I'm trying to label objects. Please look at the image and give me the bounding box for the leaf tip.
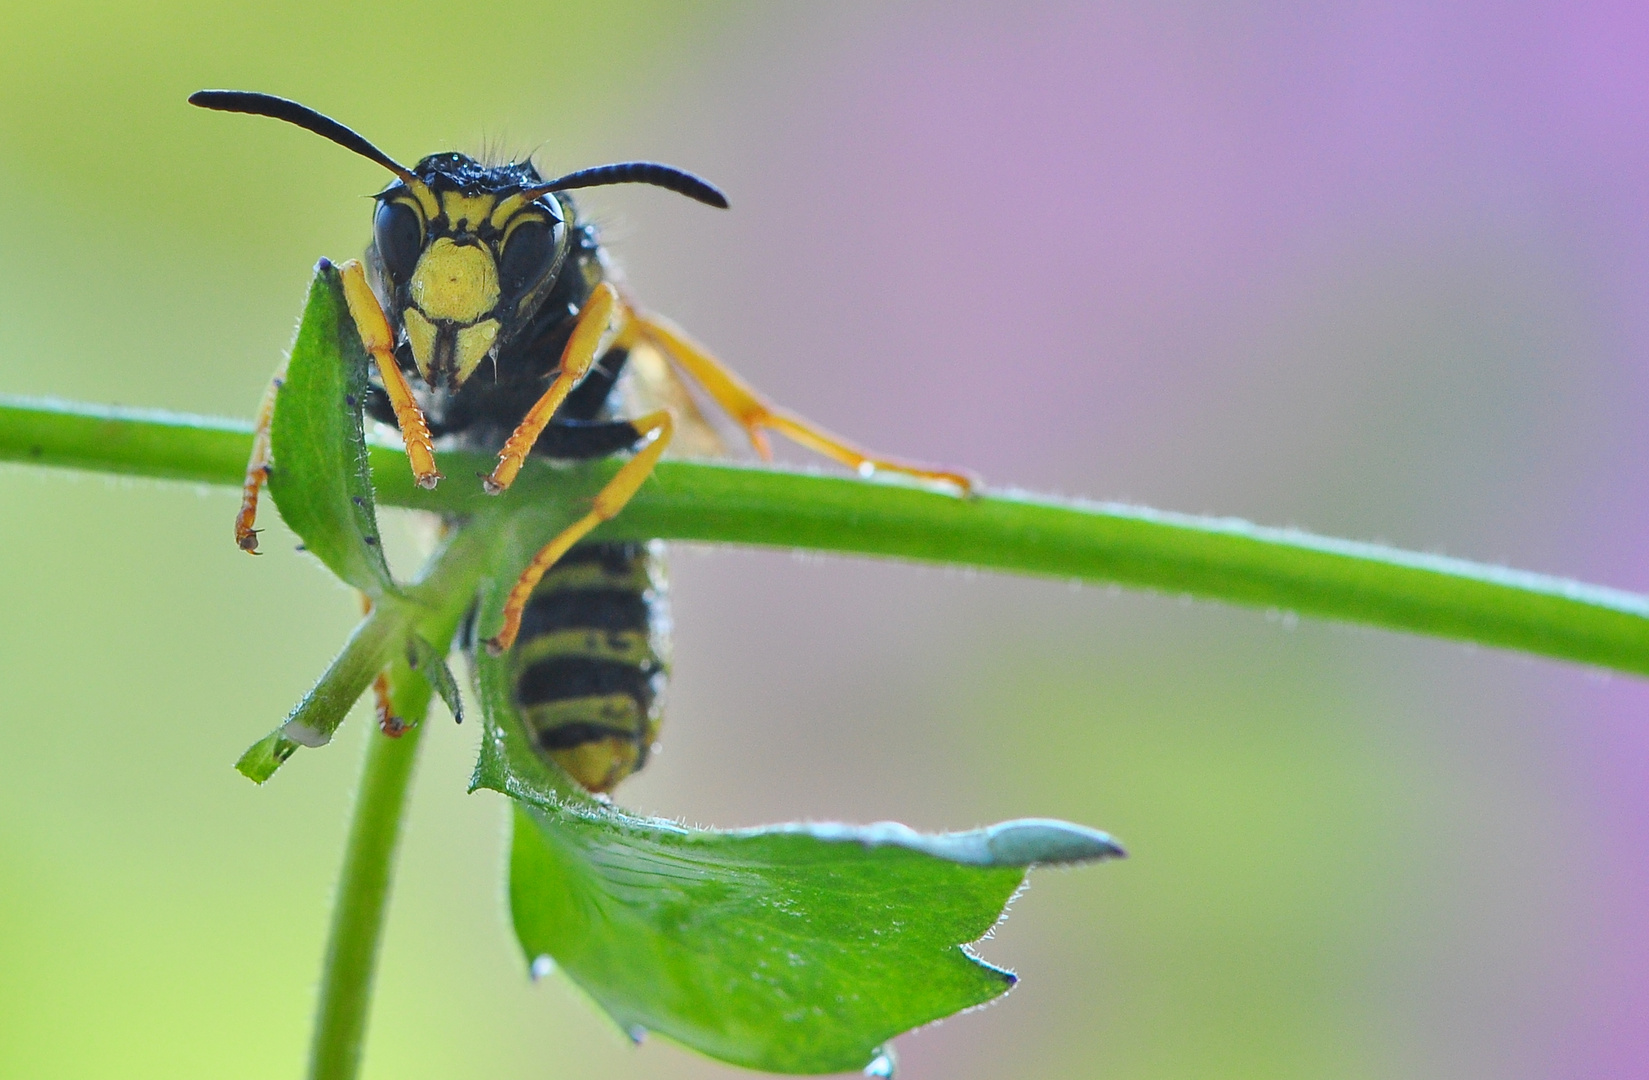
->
[235,732,301,783]
[980,819,1125,867]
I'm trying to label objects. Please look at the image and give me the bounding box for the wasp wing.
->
[618,337,734,460]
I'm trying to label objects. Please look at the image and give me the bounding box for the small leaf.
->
[234,731,300,784]
[407,634,463,724]
[508,802,1121,1074]
[267,260,395,597]
[234,600,409,781]
[468,535,1123,1072]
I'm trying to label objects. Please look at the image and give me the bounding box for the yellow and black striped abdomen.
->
[508,540,669,794]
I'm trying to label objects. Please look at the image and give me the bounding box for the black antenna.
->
[188,90,413,180]
[534,162,730,209]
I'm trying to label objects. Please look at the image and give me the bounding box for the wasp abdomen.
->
[508,540,669,793]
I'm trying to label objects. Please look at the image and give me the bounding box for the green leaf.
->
[508,804,1121,1074]
[234,601,411,782]
[229,261,412,782]
[468,538,1122,1072]
[407,634,463,725]
[234,731,300,783]
[267,261,394,597]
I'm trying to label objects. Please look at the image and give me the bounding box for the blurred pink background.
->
[616,6,1649,1075]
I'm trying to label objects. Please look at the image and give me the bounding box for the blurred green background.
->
[2,3,1643,1078]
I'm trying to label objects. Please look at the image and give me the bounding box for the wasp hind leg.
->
[635,312,978,495]
[337,258,441,488]
[485,409,673,655]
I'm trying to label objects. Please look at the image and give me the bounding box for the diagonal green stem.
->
[5,395,1649,676]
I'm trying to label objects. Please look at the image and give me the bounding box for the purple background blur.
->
[619,6,1649,1075]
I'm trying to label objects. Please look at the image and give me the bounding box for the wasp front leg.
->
[636,313,978,495]
[485,409,673,654]
[485,281,630,495]
[336,258,442,489]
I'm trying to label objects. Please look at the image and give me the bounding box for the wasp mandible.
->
[193,90,973,793]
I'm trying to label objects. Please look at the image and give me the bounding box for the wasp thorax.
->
[404,238,501,387]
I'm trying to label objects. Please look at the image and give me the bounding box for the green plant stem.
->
[310,700,425,1080]
[7,395,1649,676]
[282,605,412,747]
[302,529,474,1077]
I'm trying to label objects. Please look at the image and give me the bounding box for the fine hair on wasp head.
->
[188,90,730,388]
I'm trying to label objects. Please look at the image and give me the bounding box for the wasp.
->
[193,90,973,793]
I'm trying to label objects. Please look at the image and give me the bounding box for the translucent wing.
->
[618,337,732,460]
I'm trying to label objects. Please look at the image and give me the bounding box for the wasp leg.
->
[337,259,442,489]
[485,409,673,655]
[371,671,408,737]
[357,593,407,736]
[635,312,978,495]
[234,358,291,553]
[485,281,630,494]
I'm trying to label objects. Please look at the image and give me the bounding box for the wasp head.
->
[189,90,728,391]
[371,154,568,389]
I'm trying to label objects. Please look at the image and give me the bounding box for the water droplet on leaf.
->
[529,955,555,981]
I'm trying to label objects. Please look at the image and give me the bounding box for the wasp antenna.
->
[535,162,729,209]
[188,90,414,181]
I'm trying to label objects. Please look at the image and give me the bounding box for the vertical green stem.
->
[303,523,478,1078]
[307,673,429,1080]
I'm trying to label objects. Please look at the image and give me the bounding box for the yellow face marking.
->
[439,191,498,233]
[403,178,441,224]
[453,319,500,384]
[489,192,532,230]
[402,308,438,383]
[409,237,500,324]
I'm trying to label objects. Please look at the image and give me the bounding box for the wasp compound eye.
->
[373,200,423,284]
[498,217,557,296]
